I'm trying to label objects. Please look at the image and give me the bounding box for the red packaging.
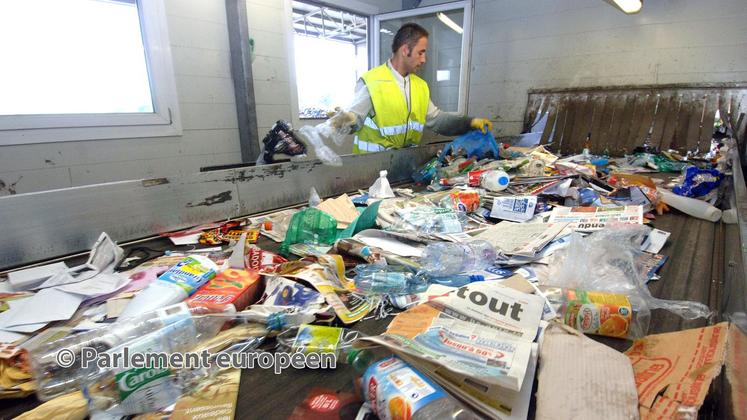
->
[244,246,288,271]
[467,169,488,186]
[186,268,261,312]
[288,388,361,420]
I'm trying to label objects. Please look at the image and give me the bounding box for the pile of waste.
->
[0,131,738,419]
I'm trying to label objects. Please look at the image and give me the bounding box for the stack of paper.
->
[474,222,569,257]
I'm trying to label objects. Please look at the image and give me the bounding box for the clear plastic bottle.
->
[349,350,481,420]
[276,324,363,365]
[420,240,497,277]
[540,286,650,340]
[28,304,227,401]
[353,264,428,295]
[427,274,485,287]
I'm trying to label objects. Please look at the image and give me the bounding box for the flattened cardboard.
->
[625,322,728,419]
[536,322,639,420]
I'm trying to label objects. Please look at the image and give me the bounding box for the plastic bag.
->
[369,170,395,199]
[437,129,501,163]
[279,208,338,256]
[297,124,343,167]
[652,154,689,172]
[308,187,321,207]
[257,121,307,164]
[544,224,712,320]
[672,167,723,198]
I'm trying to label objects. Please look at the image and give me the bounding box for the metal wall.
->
[0,145,440,270]
[524,84,747,155]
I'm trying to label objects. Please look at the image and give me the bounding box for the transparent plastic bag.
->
[297,125,343,166]
[543,224,712,320]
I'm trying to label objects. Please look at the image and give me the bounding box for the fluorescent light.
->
[380,28,393,35]
[611,0,642,13]
[437,70,450,81]
[437,12,463,34]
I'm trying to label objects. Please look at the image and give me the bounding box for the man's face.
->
[404,36,428,74]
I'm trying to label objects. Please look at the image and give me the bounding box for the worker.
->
[330,22,493,153]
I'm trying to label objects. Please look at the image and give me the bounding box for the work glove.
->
[327,107,358,135]
[470,118,493,134]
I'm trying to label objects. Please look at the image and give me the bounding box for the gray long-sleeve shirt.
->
[349,60,472,137]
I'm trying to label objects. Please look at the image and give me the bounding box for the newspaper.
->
[474,222,569,257]
[359,282,544,395]
[548,205,643,231]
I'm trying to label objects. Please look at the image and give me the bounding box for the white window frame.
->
[372,1,472,114]
[0,0,181,145]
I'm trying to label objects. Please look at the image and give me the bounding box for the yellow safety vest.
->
[353,64,429,154]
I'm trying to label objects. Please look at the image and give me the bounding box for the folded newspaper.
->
[474,222,569,257]
[547,205,643,231]
[358,282,544,416]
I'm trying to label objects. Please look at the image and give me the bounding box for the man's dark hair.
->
[391,23,429,55]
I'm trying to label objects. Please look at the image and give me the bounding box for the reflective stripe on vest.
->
[354,64,429,154]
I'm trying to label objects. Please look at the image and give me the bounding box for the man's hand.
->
[327,107,357,134]
[470,118,493,134]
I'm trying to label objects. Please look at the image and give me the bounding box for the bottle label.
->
[292,324,343,355]
[562,289,632,338]
[85,311,196,414]
[363,357,446,420]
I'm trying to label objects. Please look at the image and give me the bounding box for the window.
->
[0,0,181,144]
[291,1,368,119]
[373,2,472,113]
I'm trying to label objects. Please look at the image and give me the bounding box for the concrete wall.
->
[469,0,747,137]
[0,0,243,196]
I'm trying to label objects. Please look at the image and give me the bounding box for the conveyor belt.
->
[0,191,723,419]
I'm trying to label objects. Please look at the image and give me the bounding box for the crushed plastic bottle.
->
[353,265,427,295]
[351,352,481,420]
[28,304,225,401]
[277,324,363,364]
[420,240,497,277]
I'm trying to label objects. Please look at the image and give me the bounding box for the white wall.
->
[469,0,747,136]
[0,0,244,196]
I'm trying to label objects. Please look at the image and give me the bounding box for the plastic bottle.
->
[369,170,395,199]
[582,132,592,159]
[412,158,440,185]
[349,351,481,420]
[118,255,218,320]
[353,264,428,295]
[427,274,485,287]
[28,303,224,401]
[479,170,510,192]
[420,240,497,277]
[276,324,363,364]
[540,287,650,340]
[658,188,722,222]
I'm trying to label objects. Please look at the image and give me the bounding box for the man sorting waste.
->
[329,23,493,153]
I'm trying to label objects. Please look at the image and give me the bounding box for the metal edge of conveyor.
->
[719,139,747,419]
[0,145,442,271]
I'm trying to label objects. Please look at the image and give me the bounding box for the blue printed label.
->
[362,357,445,420]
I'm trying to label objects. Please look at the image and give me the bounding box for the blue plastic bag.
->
[672,167,723,198]
[438,129,500,163]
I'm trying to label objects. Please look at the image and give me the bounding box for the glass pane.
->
[292,1,367,119]
[0,0,154,115]
[379,9,464,112]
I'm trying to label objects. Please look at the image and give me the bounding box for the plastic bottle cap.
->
[469,275,485,282]
[498,176,509,186]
